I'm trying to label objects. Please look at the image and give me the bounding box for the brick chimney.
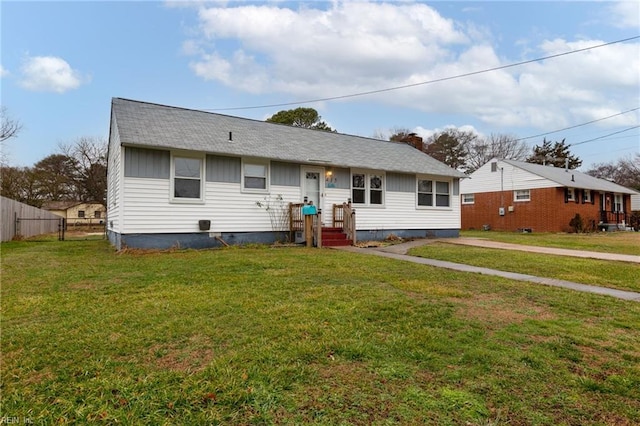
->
[403,133,424,152]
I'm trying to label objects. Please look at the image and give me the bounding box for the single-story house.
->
[42,201,106,226]
[106,98,466,250]
[460,158,639,232]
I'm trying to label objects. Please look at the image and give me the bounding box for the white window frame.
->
[614,194,623,212]
[170,153,205,204]
[242,158,269,193]
[351,170,385,207]
[582,190,591,203]
[514,189,530,202]
[461,193,475,204]
[416,177,451,209]
[566,188,576,202]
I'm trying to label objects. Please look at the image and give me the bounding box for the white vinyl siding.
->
[122,178,299,233]
[461,161,559,195]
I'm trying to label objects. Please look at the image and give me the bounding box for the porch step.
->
[321,227,353,247]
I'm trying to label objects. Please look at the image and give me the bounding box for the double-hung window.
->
[351,171,384,206]
[462,193,475,204]
[172,155,204,202]
[417,179,450,207]
[514,189,530,202]
[242,160,269,192]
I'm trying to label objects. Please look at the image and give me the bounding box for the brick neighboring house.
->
[460,159,639,232]
[42,201,106,227]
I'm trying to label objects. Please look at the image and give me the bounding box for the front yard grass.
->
[409,242,640,293]
[2,240,639,425]
[461,230,640,256]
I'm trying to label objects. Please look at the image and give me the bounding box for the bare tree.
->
[586,153,640,191]
[1,107,23,166]
[0,107,22,142]
[466,133,529,173]
[58,137,108,203]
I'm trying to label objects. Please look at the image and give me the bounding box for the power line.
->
[205,35,640,111]
[571,126,640,147]
[515,107,640,142]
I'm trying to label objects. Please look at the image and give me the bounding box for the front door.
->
[302,167,324,213]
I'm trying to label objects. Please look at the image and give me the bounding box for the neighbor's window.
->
[614,194,623,212]
[242,160,268,191]
[78,210,85,218]
[173,155,203,200]
[514,189,530,201]
[417,179,450,207]
[351,171,384,206]
[462,193,475,204]
[566,188,576,202]
[583,190,591,203]
[94,211,101,219]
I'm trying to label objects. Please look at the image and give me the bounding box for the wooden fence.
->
[1,196,63,242]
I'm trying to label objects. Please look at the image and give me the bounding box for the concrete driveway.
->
[332,238,640,302]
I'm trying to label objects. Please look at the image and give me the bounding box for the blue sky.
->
[1,1,639,170]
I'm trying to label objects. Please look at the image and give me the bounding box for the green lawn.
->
[408,243,640,293]
[461,230,640,256]
[2,240,639,425]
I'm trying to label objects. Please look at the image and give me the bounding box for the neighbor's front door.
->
[302,167,324,213]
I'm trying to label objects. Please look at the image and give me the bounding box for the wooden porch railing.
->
[290,201,356,247]
[333,201,356,245]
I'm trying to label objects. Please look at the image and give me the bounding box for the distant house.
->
[460,159,639,232]
[106,98,466,250]
[42,201,106,227]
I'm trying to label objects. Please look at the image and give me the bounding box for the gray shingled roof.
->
[502,159,638,195]
[111,98,465,178]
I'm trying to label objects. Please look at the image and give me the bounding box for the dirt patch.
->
[145,335,216,373]
[453,294,557,327]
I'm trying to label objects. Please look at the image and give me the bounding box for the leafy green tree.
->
[0,166,40,206]
[526,138,582,169]
[32,154,81,201]
[266,107,335,132]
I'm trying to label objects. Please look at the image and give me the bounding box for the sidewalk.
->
[447,237,640,263]
[332,239,640,302]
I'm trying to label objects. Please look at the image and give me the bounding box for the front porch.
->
[599,211,635,231]
[289,201,356,247]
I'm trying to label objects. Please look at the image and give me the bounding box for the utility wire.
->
[570,126,640,147]
[515,107,640,142]
[205,35,640,111]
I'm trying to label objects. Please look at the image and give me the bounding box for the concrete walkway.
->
[333,240,640,302]
[448,237,640,263]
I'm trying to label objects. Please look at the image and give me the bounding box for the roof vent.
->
[228,131,233,142]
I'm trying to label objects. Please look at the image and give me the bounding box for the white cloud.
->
[184,1,639,132]
[20,55,88,93]
[609,1,640,29]
[0,65,8,77]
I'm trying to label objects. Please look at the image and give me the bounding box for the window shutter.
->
[581,189,585,204]
[564,188,569,203]
[590,191,595,205]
